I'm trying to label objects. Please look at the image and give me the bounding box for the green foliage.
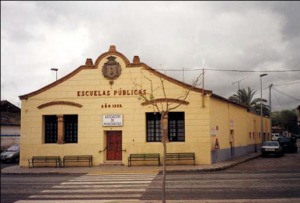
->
[271,109,299,134]
[228,87,270,116]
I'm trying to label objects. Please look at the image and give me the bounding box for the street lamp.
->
[260,73,268,144]
[269,84,273,140]
[51,68,58,81]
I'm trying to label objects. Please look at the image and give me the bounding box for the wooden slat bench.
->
[28,156,61,168]
[128,153,160,167]
[62,155,93,167]
[165,152,195,165]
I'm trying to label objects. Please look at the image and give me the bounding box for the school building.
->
[19,45,270,167]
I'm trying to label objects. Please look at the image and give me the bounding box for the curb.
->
[159,153,261,174]
[1,153,261,175]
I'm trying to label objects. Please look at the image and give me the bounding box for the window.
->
[146,112,185,142]
[64,115,78,143]
[168,112,185,141]
[44,115,78,144]
[146,113,161,142]
[45,115,58,143]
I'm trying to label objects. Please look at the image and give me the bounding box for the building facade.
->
[19,45,270,167]
[1,100,21,151]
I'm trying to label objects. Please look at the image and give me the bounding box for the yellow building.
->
[19,45,270,167]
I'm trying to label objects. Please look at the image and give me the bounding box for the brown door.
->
[106,131,122,160]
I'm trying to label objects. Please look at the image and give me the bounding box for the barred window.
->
[146,113,162,142]
[168,112,185,142]
[146,112,185,142]
[64,115,78,143]
[44,115,78,144]
[44,115,58,143]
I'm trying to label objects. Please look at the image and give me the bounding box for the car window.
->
[6,144,20,152]
[279,138,290,142]
[263,142,279,146]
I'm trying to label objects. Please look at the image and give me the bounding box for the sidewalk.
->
[1,152,261,175]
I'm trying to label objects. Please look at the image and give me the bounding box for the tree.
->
[271,109,299,134]
[228,87,270,117]
[133,69,202,203]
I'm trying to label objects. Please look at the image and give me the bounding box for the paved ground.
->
[2,151,300,203]
[1,152,261,175]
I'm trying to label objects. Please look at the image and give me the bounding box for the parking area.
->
[227,140,300,173]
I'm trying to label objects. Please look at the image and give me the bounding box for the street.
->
[1,152,300,203]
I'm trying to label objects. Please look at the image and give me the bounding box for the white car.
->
[261,141,283,157]
[1,144,20,163]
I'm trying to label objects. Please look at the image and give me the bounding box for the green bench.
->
[128,153,160,167]
[62,155,93,167]
[28,156,61,168]
[166,152,195,165]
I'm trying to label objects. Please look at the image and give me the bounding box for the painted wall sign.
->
[101,103,122,108]
[77,89,146,97]
[103,114,123,127]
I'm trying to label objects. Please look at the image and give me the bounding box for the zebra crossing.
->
[27,173,157,202]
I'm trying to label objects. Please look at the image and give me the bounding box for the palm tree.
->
[229,87,270,117]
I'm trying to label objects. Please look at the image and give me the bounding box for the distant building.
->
[1,100,21,151]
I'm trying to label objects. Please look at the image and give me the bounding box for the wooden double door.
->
[106,131,122,161]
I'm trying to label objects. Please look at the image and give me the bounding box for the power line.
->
[204,69,300,73]
[274,80,300,87]
[272,87,300,102]
[232,77,248,90]
[156,68,300,73]
[273,92,284,110]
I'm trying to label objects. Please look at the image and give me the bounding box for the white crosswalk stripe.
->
[28,173,157,201]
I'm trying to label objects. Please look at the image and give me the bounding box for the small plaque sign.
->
[103,114,123,126]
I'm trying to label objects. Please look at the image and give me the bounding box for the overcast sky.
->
[1,1,300,111]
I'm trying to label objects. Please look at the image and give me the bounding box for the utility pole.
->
[202,69,205,108]
[201,58,205,108]
[232,80,241,91]
[232,78,246,91]
[260,74,268,143]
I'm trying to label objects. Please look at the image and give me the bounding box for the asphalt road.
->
[1,152,300,203]
[142,152,300,201]
[142,171,300,201]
